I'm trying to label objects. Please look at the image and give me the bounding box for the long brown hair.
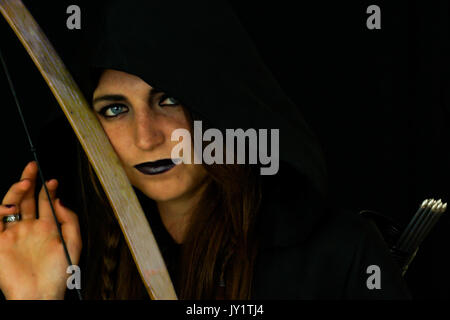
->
[77,140,263,299]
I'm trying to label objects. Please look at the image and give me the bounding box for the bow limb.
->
[0,0,177,300]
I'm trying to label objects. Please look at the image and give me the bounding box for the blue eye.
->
[159,95,180,107]
[99,104,128,118]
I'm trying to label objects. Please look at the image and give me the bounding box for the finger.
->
[0,204,19,215]
[0,205,15,232]
[1,179,30,204]
[55,199,82,262]
[1,179,33,219]
[0,204,21,232]
[1,161,38,220]
[37,179,59,221]
[18,161,38,219]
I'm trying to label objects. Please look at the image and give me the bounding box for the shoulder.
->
[256,165,372,250]
[308,207,381,254]
[253,171,411,299]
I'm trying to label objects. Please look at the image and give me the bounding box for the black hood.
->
[84,0,327,197]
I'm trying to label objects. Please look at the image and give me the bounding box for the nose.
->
[133,107,165,151]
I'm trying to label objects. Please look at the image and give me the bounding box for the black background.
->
[0,1,449,299]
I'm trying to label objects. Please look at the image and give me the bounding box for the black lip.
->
[134,159,179,175]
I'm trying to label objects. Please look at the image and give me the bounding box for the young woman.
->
[0,0,411,299]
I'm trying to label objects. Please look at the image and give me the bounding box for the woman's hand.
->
[0,161,82,300]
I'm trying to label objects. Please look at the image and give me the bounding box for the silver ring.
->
[2,213,22,223]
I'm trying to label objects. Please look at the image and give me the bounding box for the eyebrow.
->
[92,94,128,105]
[93,88,163,106]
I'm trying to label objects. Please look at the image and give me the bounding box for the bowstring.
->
[0,47,83,301]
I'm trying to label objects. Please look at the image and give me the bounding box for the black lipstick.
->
[134,159,180,175]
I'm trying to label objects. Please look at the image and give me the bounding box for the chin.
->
[127,164,208,203]
[134,180,187,202]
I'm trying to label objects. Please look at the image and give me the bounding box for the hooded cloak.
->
[85,0,327,197]
[35,0,411,299]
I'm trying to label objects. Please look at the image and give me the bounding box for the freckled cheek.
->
[164,119,191,159]
[162,109,190,129]
[103,125,134,162]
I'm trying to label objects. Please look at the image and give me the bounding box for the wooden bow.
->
[0,0,177,300]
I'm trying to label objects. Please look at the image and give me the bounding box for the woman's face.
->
[93,69,208,203]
